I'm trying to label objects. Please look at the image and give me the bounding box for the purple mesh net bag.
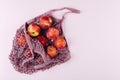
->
[9,7,80,74]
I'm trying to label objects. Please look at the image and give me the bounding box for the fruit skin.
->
[27,24,41,37]
[37,56,44,64]
[24,49,32,58]
[39,16,52,29]
[37,36,47,46]
[46,27,59,39]
[47,46,58,58]
[16,33,26,46]
[54,37,66,49]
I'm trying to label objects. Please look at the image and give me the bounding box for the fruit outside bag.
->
[9,7,80,74]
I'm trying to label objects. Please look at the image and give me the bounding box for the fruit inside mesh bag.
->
[9,7,80,74]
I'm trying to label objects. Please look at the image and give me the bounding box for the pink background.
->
[0,0,120,80]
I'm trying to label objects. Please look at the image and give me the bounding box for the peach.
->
[27,24,41,37]
[37,36,47,46]
[37,56,44,64]
[16,34,26,46]
[54,37,66,49]
[24,49,32,58]
[46,27,59,39]
[47,46,58,58]
[40,16,52,29]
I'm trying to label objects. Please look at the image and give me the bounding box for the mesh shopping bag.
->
[9,7,80,74]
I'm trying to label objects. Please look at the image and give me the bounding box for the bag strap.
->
[47,7,80,21]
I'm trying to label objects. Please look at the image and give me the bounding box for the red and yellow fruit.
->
[46,27,59,39]
[40,16,52,29]
[47,46,58,58]
[54,37,66,49]
[16,34,26,46]
[37,36,47,46]
[27,24,41,37]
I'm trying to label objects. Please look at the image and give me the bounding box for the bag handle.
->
[46,7,80,21]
